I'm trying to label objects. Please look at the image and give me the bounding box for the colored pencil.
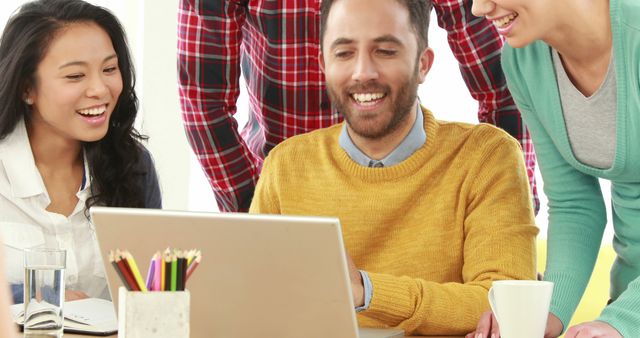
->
[124,251,148,292]
[164,251,172,291]
[186,249,195,266]
[145,254,156,291]
[170,252,178,291]
[176,253,185,291]
[185,254,201,282]
[160,254,165,291]
[153,252,162,292]
[116,250,140,291]
[180,255,188,291]
[110,247,201,292]
[187,250,200,270]
[109,251,132,291]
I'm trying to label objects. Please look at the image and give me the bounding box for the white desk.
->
[63,335,463,338]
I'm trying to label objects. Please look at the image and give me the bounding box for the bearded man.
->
[249,0,538,335]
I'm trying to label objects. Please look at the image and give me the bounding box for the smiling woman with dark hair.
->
[0,0,161,303]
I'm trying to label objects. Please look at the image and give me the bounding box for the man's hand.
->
[564,321,622,338]
[345,252,365,308]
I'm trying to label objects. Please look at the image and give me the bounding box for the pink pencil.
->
[153,252,162,291]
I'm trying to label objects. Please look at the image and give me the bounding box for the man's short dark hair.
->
[320,0,432,52]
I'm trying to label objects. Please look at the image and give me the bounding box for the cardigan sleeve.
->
[501,47,607,331]
[361,136,538,336]
[599,276,640,337]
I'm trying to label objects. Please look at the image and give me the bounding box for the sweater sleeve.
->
[361,136,538,336]
[501,47,607,331]
[248,154,280,214]
[599,276,640,337]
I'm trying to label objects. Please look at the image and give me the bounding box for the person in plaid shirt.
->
[177,0,538,213]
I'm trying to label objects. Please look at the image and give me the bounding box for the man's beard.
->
[327,66,420,140]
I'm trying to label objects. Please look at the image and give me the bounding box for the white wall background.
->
[0,1,615,246]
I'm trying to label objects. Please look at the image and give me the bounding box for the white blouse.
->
[0,119,108,302]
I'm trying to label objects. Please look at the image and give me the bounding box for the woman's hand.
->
[465,310,498,338]
[544,312,563,337]
[564,321,622,338]
[65,289,89,301]
[466,311,563,338]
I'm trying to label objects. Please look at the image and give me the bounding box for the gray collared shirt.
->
[339,104,426,168]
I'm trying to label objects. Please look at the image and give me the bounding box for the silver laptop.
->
[90,207,404,338]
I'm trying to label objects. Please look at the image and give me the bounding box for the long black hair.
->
[0,0,149,209]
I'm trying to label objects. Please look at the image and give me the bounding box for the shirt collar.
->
[1,119,45,198]
[76,150,91,207]
[0,119,91,199]
[80,149,90,191]
[339,104,426,167]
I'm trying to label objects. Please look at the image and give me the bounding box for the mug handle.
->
[488,286,501,324]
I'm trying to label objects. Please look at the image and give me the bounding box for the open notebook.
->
[10,297,117,336]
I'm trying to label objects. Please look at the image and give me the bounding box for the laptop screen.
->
[90,207,362,338]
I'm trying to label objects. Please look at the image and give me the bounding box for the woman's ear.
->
[23,87,34,105]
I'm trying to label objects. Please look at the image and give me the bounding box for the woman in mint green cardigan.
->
[468,0,640,337]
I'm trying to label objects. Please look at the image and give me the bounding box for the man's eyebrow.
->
[328,35,404,50]
[329,37,355,50]
[373,34,403,46]
[58,54,118,69]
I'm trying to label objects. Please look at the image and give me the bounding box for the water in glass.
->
[24,264,65,337]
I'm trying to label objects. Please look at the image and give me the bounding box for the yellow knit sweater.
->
[249,108,538,335]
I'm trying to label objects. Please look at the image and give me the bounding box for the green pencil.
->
[170,251,178,291]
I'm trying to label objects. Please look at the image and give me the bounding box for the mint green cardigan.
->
[501,0,640,335]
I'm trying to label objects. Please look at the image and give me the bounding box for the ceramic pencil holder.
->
[118,287,190,338]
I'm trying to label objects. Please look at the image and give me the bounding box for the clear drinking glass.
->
[23,248,66,337]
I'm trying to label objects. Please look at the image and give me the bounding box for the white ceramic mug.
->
[488,280,554,338]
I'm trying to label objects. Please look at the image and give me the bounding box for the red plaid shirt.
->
[178,0,538,213]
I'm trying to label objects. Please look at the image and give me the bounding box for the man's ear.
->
[417,47,434,84]
[318,51,326,73]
